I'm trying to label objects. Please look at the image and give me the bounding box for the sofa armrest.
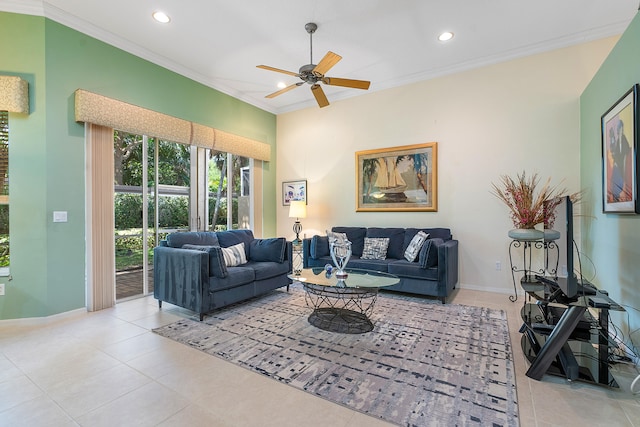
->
[437,239,459,290]
[153,246,209,313]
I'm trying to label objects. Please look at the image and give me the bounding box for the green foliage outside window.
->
[0,111,9,267]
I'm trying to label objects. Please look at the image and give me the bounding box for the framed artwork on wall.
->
[355,142,437,212]
[282,179,307,206]
[601,84,640,213]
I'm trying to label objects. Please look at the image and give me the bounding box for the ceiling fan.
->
[257,22,371,108]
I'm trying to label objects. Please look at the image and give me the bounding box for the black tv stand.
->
[519,283,624,387]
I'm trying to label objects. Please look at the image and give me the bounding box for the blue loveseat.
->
[303,226,459,303]
[154,229,292,320]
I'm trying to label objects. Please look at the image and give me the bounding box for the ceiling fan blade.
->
[323,77,371,90]
[265,82,303,98]
[311,84,329,108]
[313,51,342,76]
[256,65,299,77]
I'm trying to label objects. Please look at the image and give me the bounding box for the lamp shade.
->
[0,76,29,114]
[288,200,307,219]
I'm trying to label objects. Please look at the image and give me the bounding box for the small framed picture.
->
[282,179,307,206]
[601,84,639,213]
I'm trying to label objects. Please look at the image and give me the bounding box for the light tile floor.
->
[1,287,639,426]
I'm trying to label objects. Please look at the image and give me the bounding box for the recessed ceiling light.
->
[152,11,171,24]
[438,31,454,42]
[277,82,287,89]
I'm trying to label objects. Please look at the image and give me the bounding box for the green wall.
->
[580,12,640,347]
[0,12,277,319]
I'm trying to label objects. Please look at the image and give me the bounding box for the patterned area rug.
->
[153,283,519,426]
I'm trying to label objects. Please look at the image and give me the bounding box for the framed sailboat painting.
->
[355,142,437,212]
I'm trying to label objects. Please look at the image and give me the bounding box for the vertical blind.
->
[86,123,116,311]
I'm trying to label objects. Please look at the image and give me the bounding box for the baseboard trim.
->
[0,307,87,326]
[458,282,525,296]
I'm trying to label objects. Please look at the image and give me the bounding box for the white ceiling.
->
[2,0,639,114]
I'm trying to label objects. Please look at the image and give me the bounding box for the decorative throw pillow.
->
[361,237,390,260]
[221,242,247,267]
[249,238,286,263]
[419,238,443,269]
[181,244,227,277]
[310,235,330,259]
[181,244,217,251]
[404,231,430,262]
[326,230,348,245]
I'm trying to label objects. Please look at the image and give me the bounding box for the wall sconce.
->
[0,76,29,114]
[288,200,307,243]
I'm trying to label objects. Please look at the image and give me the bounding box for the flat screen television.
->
[544,195,578,299]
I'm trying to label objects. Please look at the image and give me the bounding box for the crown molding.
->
[0,0,44,15]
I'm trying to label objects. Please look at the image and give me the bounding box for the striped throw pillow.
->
[221,242,247,267]
[404,231,430,262]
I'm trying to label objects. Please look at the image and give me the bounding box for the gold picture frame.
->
[355,142,437,212]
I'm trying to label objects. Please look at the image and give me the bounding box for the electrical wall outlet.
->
[495,261,502,271]
[0,283,4,295]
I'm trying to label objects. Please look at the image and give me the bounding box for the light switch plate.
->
[0,283,4,296]
[53,211,68,223]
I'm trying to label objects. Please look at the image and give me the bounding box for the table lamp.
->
[288,200,307,243]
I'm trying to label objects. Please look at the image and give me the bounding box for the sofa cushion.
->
[404,231,430,262]
[167,231,219,248]
[388,260,439,281]
[332,227,367,256]
[310,235,330,259]
[222,242,248,267]
[419,238,443,269]
[347,256,394,271]
[208,265,255,292]
[246,260,290,281]
[365,228,405,259]
[361,237,390,260]
[181,244,228,278]
[216,229,254,258]
[250,238,286,263]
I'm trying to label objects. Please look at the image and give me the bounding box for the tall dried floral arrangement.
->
[491,171,568,229]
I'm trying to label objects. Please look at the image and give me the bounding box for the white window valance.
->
[74,89,270,161]
[0,76,29,114]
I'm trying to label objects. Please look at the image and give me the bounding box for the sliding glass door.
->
[114,132,190,300]
[209,151,251,231]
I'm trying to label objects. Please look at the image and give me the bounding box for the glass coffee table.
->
[289,267,399,333]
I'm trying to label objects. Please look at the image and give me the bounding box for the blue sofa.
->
[154,229,292,320]
[303,226,459,303]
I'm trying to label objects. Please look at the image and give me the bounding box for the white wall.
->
[276,37,617,294]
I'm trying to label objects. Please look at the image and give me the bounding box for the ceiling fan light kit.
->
[257,22,371,108]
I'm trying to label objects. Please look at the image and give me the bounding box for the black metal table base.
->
[308,307,374,333]
[303,283,379,334]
